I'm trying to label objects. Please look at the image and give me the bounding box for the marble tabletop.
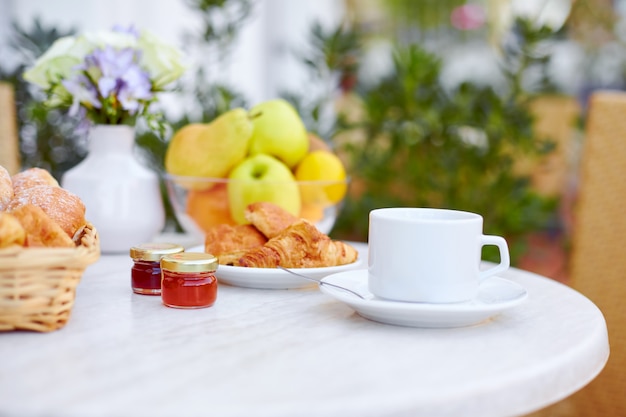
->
[0,242,609,417]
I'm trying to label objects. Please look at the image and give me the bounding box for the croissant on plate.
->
[204,223,267,265]
[243,201,299,239]
[203,202,358,268]
[236,219,358,268]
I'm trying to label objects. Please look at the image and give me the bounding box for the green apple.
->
[228,154,302,224]
[165,108,253,181]
[248,99,309,168]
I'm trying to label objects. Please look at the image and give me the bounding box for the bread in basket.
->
[0,165,101,332]
[0,222,99,332]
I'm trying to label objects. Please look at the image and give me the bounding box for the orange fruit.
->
[300,204,324,222]
[186,183,236,232]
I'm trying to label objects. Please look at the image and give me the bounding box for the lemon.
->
[295,150,347,204]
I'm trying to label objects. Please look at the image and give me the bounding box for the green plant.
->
[282,22,361,142]
[383,0,467,35]
[135,0,252,172]
[0,19,83,180]
[289,17,561,263]
[500,17,565,97]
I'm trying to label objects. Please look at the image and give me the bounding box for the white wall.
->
[0,0,17,71]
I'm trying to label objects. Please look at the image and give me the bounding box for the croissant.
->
[0,211,26,248]
[9,204,76,248]
[218,250,255,266]
[237,219,358,268]
[8,184,86,238]
[244,201,299,239]
[204,224,267,265]
[0,165,87,248]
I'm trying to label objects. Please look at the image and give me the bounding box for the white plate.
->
[188,244,367,289]
[319,270,528,328]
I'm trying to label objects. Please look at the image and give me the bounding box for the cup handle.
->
[479,235,510,281]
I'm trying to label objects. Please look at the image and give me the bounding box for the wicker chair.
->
[525,90,626,416]
[0,81,20,174]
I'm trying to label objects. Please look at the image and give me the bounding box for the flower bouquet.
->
[23,26,186,131]
[22,26,187,253]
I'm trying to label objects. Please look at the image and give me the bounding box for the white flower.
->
[23,36,90,89]
[23,26,187,128]
[24,29,186,90]
[137,31,186,89]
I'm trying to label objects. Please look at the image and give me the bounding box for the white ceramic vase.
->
[62,124,165,253]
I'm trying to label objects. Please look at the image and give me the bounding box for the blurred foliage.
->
[500,17,566,98]
[1,2,568,255]
[382,0,466,37]
[136,0,252,230]
[566,0,616,48]
[289,17,561,263]
[135,0,252,174]
[300,21,361,86]
[284,22,362,141]
[1,2,252,231]
[0,2,254,175]
[0,19,84,180]
[183,0,253,51]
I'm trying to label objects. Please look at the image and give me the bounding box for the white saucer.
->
[319,270,528,328]
[188,244,367,289]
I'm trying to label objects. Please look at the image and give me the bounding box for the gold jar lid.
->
[130,243,185,261]
[160,252,219,273]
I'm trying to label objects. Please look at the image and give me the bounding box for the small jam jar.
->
[160,252,218,309]
[130,243,185,295]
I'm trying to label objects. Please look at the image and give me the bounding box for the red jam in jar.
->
[160,253,218,309]
[130,243,185,295]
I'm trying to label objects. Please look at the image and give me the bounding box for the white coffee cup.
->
[368,208,510,303]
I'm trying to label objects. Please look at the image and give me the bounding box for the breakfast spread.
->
[0,163,355,326]
[204,201,358,268]
[0,165,87,249]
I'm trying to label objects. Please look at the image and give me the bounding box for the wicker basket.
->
[0,223,100,332]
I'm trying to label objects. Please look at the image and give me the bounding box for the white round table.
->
[0,243,609,417]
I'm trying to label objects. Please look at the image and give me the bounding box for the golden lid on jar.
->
[130,243,185,261]
[160,252,218,273]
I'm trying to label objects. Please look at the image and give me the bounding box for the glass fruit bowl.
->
[164,174,349,237]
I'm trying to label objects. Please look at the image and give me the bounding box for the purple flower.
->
[23,26,185,128]
[119,66,152,112]
[80,46,154,115]
[62,74,101,116]
[112,24,140,38]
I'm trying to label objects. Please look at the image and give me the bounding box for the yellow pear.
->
[165,108,253,179]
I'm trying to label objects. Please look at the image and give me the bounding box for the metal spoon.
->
[278,266,366,299]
